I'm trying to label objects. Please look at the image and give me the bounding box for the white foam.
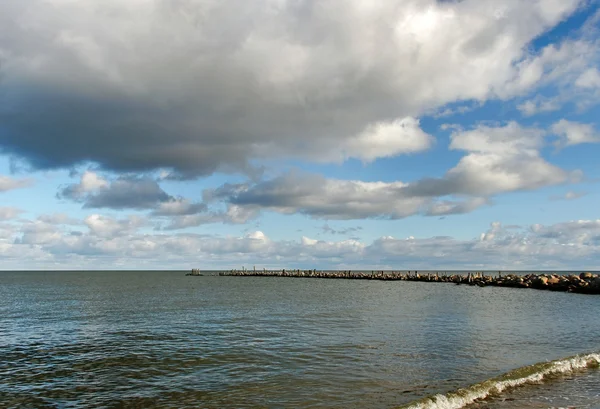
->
[401,352,600,409]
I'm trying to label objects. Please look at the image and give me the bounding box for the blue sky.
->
[1,0,600,270]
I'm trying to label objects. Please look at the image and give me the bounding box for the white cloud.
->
[517,97,561,116]
[444,122,572,195]
[0,175,33,192]
[80,171,109,192]
[425,197,488,216]
[551,119,600,148]
[332,117,434,163]
[18,221,64,245]
[550,190,587,201]
[85,214,145,238]
[564,190,586,200]
[575,67,600,88]
[37,213,82,225]
[4,214,600,270]
[0,207,23,221]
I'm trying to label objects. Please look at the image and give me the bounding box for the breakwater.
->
[219,269,600,294]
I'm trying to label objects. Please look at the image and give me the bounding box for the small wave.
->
[398,352,600,409]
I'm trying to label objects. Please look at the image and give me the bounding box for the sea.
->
[1,270,599,409]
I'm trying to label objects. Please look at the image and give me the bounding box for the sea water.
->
[1,271,599,408]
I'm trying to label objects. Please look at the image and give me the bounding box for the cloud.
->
[209,173,428,220]
[404,122,574,198]
[59,172,172,209]
[0,207,22,221]
[424,197,489,216]
[517,97,561,116]
[5,217,600,270]
[0,175,33,192]
[551,119,600,148]
[17,220,65,245]
[37,213,83,225]
[0,0,588,176]
[278,117,435,163]
[158,204,259,230]
[84,214,145,238]
[575,68,600,88]
[550,190,587,201]
[58,171,260,230]
[151,199,207,216]
[206,121,581,220]
[320,224,363,236]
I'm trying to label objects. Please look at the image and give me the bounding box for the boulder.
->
[547,276,561,285]
[531,276,548,288]
[580,272,594,280]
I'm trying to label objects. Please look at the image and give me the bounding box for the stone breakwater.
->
[219,270,600,294]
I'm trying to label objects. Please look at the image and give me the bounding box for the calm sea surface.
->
[1,271,599,408]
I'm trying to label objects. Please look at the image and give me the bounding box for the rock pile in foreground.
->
[219,270,600,294]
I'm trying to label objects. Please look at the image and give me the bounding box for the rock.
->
[547,277,561,285]
[580,272,594,280]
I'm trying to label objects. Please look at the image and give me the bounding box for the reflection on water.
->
[1,271,599,408]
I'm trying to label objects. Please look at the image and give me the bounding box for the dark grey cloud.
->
[59,176,171,210]
[151,201,207,217]
[206,172,426,220]
[0,0,586,176]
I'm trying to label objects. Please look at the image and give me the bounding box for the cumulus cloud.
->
[404,122,574,198]
[17,220,65,246]
[5,217,600,270]
[37,213,84,225]
[59,172,172,209]
[0,0,589,176]
[0,175,33,192]
[517,97,561,116]
[575,68,600,88]
[208,173,428,220]
[207,122,578,220]
[440,122,571,195]
[57,171,261,230]
[282,117,435,163]
[84,214,145,238]
[551,119,600,148]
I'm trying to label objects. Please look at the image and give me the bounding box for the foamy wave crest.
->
[398,352,600,409]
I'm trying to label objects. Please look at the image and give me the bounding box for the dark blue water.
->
[1,271,599,408]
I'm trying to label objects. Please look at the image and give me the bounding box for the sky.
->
[1,0,600,270]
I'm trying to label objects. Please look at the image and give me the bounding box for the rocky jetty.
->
[219,269,600,294]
